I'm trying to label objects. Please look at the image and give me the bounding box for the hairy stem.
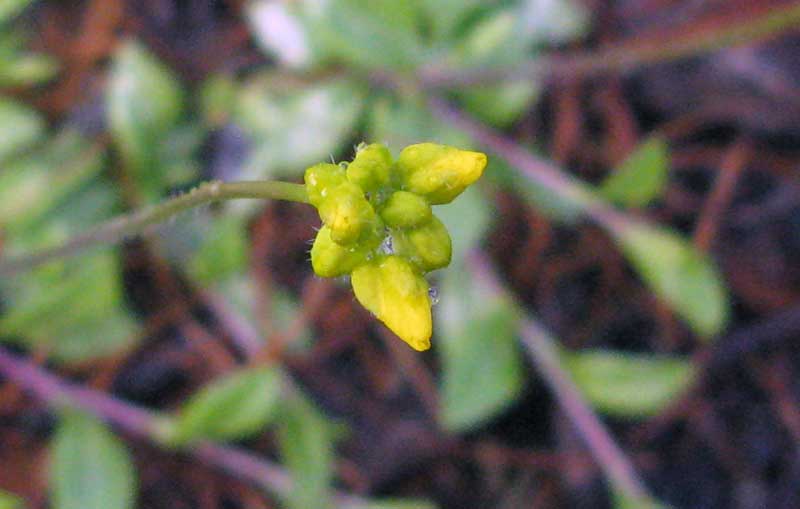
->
[0,180,308,276]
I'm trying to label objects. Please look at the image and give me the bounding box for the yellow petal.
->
[310,225,369,278]
[351,256,432,351]
[397,143,487,204]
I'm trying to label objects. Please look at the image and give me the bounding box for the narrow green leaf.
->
[107,40,184,199]
[278,394,333,509]
[564,349,696,418]
[0,96,44,164]
[614,223,729,338]
[169,366,282,444]
[50,411,137,509]
[600,138,669,207]
[0,490,23,509]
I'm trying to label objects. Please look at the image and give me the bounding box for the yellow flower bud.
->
[393,216,452,272]
[318,182,379,245]
[310,225,371,277]
[304,163,346,207]
[346,143,393,192]
[351,256,432,351]
[397,143,487,204]
[379,190,432,228]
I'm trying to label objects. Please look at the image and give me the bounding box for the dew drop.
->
[379,235,394,255]
[428,286,440,306]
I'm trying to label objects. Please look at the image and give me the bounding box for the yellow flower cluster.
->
[305,142,487,351]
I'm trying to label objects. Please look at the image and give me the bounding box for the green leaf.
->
[599,138,669,207]
[0,96,44,164]
[307,0,426,70]
[0,184,139,362]
[0,130,105,235]
[612,487,670,509]
[187,212,249,285]
[565,349,695,418]
[0,490,23,509]
[362,499,438,509]
[50,410,137,509]
[0,0,32,25]
[367,95,469,155]
[278,394,333,509]
[436,259,523,431]
[168,366,282,444]
[457,82,539,127]
[0,53,59,87]
[434,185,491,261]
[235,76,363,179]
[614,223,729,338]
[107,40,184,199]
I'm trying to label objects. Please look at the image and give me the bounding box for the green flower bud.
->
[351,255,432,351]
[310,225,370,278]
[318,182,380,245]
[304,163,346,207]
[379,190,432,229]
[397,143,487,204]
[393,216,452,272]
[346,143,393,192]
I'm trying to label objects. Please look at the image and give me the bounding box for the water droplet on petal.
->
[428,286,439,306]
[380,235,394,255]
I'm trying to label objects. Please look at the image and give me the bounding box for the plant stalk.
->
[0,180,309,276]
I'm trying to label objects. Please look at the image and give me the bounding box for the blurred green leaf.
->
[362,499,438,509]
[0,53,58,87]
[612,487,670,509]
[107,40,185,199]
[418,0,483,41]
[199,73,237,126]
[247,1,313,69]
[0,130,105,235]
[235,76,363,179]
[0,490,23,509]
[564,349,695,418]
[367,95,469,155]
[519,0,589,44]
[614,223,729,338]
[457,82,539,127]
[307,0,426,70]
[600,138,669,208]
[169,366,282,444]
[187,212,249,285]
[0,0,32,25]
[278,394,333,509]
[0,184,138,361]
[50,410,136,509]
[435,185,491,261]
[0,96,44,164]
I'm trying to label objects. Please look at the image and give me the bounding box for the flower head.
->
[305,142,487,350]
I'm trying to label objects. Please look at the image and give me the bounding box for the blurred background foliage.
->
[0,0,798,508]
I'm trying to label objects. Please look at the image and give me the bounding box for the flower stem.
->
[0,180,308,276]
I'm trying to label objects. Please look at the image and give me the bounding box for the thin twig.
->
[417,2,800,88]
[0,180,308,276]
[0,347,368,508]
[467,252,655,504]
